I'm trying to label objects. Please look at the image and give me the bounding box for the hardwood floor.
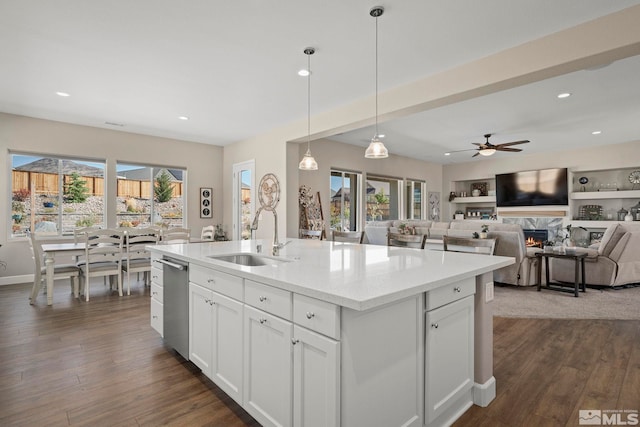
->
[1,281,638,426]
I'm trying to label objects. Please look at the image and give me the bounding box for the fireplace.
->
[523,229,548,248]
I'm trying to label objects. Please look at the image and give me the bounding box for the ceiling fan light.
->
[298,149,318,170]
[365,136,389,158]
[478,148,496,156]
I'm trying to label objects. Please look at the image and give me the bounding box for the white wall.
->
[441,139,640,219]
[0,113,223,279]
[290,138,443,235]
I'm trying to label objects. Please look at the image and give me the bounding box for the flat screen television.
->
[495,168,568,207]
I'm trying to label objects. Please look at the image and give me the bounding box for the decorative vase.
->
[472,189,480,197]
[479,232,487,239]
[624,212,633,222]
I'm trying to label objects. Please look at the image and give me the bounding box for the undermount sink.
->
[208,253,291,267]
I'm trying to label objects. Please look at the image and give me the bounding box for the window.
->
[116,163,186,228]
[330,170,361,231]
[10,153,106,237]
[366,175,401,221]
[405,179,426,219]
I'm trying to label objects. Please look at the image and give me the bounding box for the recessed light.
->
[56,91,70,97]
[298,69,310,77]
[178,116,189,121]
[557,92,571,99]
[444,152,451,156]
[592,130,602,135]
[378,134,385,138]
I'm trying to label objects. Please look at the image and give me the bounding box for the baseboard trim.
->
[473,376,496,407]
[0,274,33,286]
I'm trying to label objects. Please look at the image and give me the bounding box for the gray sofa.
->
[364,220,537,286]
[550,222,640,287]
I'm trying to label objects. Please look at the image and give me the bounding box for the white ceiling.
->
[1,1,639,163]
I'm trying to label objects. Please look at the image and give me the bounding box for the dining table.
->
[40,242,85,305]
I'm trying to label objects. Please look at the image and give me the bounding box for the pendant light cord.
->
[374,13,379,138]
[307,51,311,149]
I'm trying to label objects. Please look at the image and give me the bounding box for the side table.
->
[535,251,587,297]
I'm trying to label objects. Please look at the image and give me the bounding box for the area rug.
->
[492,284,640,320]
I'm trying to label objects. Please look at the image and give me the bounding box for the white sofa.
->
[550,222,640,287]
[364,220,538,286]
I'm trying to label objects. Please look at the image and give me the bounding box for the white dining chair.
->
[28,232,80,304]
[77,229,125,301]
[200,225,215,241]
[122,227,160,295]
[160,227,191,244]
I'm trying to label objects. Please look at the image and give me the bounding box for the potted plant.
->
[480,224,489,239]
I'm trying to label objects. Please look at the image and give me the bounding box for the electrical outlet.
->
[485,282,494,302]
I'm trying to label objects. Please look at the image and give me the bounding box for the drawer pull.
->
[291,339,299,345]
[259,318,267,324]
[207,278,215,284]
[152,291,157,295]
[306,312,315,319]
[259,296,267,302]
[152,315,158,319]
[152,275,158,280]
[454,286,461,293]
[431,323,439,329]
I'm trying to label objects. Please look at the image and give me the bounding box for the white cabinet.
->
[425,295,474,424]
[243,305,293,427]
[292,325,340,427]
[149,255,163,336]
[189,281,244,404]
[189,282,213,375]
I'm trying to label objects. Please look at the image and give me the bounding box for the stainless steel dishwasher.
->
[156,257,189,360]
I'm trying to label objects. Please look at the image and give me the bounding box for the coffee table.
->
[535,251,587,297]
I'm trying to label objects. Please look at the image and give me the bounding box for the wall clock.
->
[629,170,640,189]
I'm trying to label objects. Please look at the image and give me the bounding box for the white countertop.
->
[148,239,514,311]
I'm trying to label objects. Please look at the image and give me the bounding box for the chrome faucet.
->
[251,207,290,256]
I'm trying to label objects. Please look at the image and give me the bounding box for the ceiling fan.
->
[447,134,530,157]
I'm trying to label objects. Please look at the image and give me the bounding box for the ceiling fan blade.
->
[447,148,478,153]
[471,142,484,147]
[497,140,530,147]
[496,147,522,152]
[472,152,480,158]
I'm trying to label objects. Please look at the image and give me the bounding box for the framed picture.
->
[200,187,212,218]
[471,182,488,196]
[589,231,604,245]
[428,192,440,221]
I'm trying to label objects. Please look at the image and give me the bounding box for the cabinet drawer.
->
[150,266,163,285]
[190,264,243,300]
[293,294,340,340]
[150,282,163,303]
[425,277,475,311]
[150,298,163,336]
[245,280,291,320]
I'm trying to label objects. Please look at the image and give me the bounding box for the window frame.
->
[365,174,402,222]
[9,152,106,238]
[330,169,362,232]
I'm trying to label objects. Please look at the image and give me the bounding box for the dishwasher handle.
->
[156,258,187,270]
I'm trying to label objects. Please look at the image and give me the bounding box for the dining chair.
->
[300,229,323,240]
[121,227,160,295]
[387,232,427,249]
[160,227,191,244]
[332,230,365,244]
[200,225,215,241]
[443,236,496,255]
[77,228,125,301]
[28,232,80,304]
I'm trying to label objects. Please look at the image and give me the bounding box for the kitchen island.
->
[148,239,514,427]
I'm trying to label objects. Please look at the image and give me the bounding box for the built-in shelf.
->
[450,196,496,204]
[570,190,640,200]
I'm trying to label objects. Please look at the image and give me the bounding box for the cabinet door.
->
[189,282,213,377]
[243,305,293,427]
[293,325,340,427]
[211,291,243,404]
[150,297,163,337]
[425,295,474,424]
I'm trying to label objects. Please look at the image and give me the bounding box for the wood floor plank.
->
[2,282,639,427]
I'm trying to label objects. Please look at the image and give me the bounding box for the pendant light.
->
[365,6,389,159]
[299,47,319,171]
